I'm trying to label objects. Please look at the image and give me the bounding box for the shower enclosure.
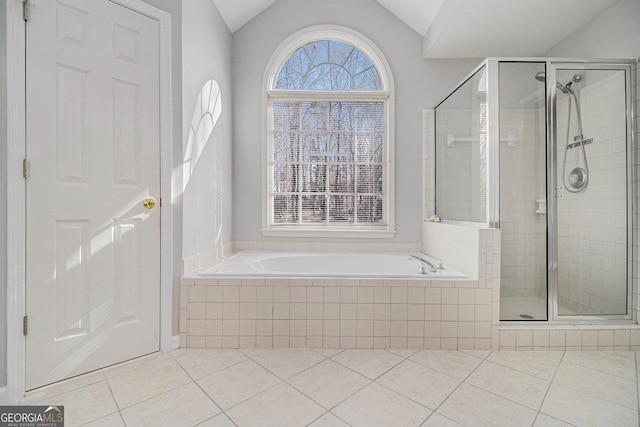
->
[434,58,635,321]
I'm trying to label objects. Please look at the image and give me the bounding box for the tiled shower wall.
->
[556,71,628,315]
[431,89,488,222]
[499,109,546,299]
[424,107,486,222]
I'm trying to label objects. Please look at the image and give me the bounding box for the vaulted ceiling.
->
[211,0,619,58]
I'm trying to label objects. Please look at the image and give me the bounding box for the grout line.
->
[170,348,250,382]
[108,372,197,413]
[329,349,405,382]
[184,373,225,421]
[283,364,372,414]
[26,348,640,426]
[311,348,346,358]
[216,350,332,424]
[419,350,488,423]
[559,353,638,382]
[118,408,129,427]
[248,349,328,381]
[194,413,237,427]
[371,379,433,425]
[303,411,331,426]
[75,411,126,427]
[534,350,566,424]
[104,376,123,414]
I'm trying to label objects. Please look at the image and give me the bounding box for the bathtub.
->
[181,250,499,351]
[198,251,466,278]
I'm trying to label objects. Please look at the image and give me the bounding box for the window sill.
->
[261,226,396,239]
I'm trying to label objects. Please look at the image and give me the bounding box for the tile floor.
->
[19,348,640,427]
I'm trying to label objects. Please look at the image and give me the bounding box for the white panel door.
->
[25,0,161,389]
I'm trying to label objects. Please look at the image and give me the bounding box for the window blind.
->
[270,100,385,225]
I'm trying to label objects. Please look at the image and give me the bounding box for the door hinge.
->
[23,159,28,179]
[23,316,28,336]
[23,0,30,22]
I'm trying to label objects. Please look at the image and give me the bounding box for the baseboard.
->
[0,385,11,405]
[161,334,180,352]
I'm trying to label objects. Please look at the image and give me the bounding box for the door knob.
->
[143,198,156,209]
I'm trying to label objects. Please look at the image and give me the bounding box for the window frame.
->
[261,26,396,238]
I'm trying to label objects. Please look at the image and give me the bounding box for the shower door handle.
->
[554,186,565,198]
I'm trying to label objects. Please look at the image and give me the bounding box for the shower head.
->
[534,71,572,94]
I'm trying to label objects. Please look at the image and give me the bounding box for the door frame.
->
[545,61,636,322]
[4,0,177,403]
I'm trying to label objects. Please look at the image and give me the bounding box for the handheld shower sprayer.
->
[535,71,588,193]
[535,71,571,94]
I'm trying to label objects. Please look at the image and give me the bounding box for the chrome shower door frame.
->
[546,61,635,322]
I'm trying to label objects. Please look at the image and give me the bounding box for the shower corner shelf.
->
[535,199,546,214]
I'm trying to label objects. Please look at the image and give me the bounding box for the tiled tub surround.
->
[181,221,501,350]
[180,276,499,350]
[422,222,500,280]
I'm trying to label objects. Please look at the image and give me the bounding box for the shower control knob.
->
[567,167,588,191]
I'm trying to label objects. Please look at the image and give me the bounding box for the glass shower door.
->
[552,65,631,317]
[499,62,548,321]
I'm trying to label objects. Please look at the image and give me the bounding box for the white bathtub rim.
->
[194,250,466,279]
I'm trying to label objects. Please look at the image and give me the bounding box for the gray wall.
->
[0,1,7,389]
[181,0,233,265]
[231,0,479,244]
[545,0,640,59]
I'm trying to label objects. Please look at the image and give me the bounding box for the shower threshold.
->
[500,297,547,321]
[498,322,640,350]
[501,297,636,323]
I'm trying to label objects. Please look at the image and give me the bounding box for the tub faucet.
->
[408,254,440,274]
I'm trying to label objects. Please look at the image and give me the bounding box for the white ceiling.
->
[212,0,277,33]
[211,0,620,58]
[420,0,619,58]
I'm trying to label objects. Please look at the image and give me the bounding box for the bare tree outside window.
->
[270,40,386,226]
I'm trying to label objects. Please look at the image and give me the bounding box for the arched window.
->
[263,26,395,237]
[275,40,381,90]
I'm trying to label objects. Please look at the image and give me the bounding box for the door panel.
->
[26,0,160,389]
[552,66,629,317]
[498,62,548,321]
